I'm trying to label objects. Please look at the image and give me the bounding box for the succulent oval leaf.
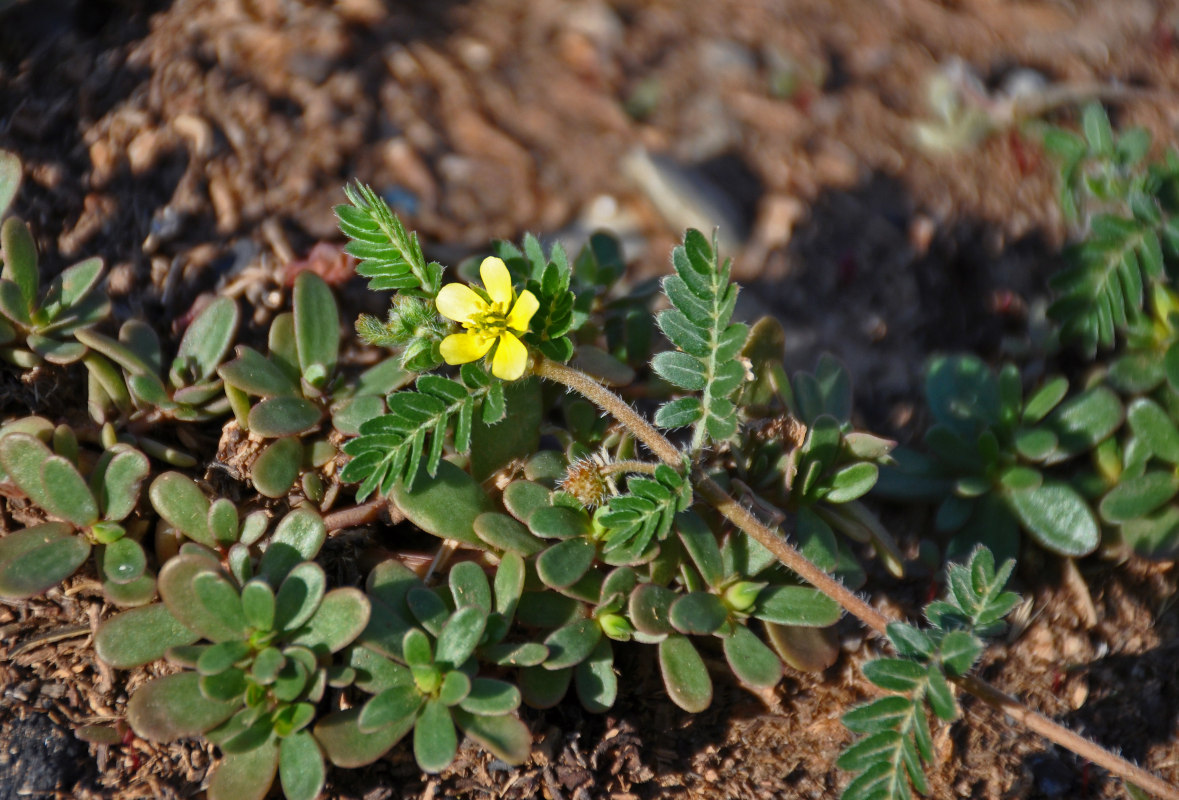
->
[36,455,98,528]
[414,698,458,773]
[675,512,723,588]
[219,346,299,398]
[628,583,677,636]
[573,637,617,713]
[150,472,213,547]
[536,537,596,589]
[293,271,339,385]
[95,603,200,668]
[0,432,55,509]
[257,508,326,586]
[1,217,37,308]
[193,571,248,637]
[278,729,325,800]
[314,707,415,768]
[452,708,532,765]
[287,587,371,655]
[390,460,494,548]
[1006,481,1100,556]
[127,671,237,741]
[1127,398,1179,465]
[473,512,545,556]
[274,562,327,634]
[669,591,729,635]
[434,605,488,670]
[1099,471,1179,523]
[241,579,277,632]
[502,480,552,524]
[658,635,712,712]
[438,669,471,707]
[529,506,591,540]
[765,623,839,672]
[251,436,302,499]
[207,737,280,800]
[543,618,602,670]
[1042,386,1123,463]
[359,683,425,734]
[100,537,147,585]
[157,554,241,642]
[457,677,522,716]
[518,664,572,709]
[174,296,240,385]
[0,150,20,220]
[723,624,783,688]
[448,561,492,610]
[102,571,157,608]
[0,523,89,598]
[248,397,322,438]
[94,447,149,522]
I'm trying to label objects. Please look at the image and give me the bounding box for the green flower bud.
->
[598,612,634,641]
[90,521,126,544]
[723,581,764,613]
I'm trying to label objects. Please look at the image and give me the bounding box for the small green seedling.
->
[0,428,151,604]
[839,547,1021,800]
[219,270,408,499]
[77,296,240,430]
[346,559,531,773]
[0,215,110,367]
[95,507,368,800]
[876,354,1120,561]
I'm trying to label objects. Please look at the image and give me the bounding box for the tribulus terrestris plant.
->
[0,116,1175,800]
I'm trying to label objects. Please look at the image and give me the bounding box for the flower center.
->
[469,302,511,338]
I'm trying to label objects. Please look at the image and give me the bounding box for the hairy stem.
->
[535,356,1179,800]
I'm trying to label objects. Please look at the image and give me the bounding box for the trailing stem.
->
[534,356,1179,800]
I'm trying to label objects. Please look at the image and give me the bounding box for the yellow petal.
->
[436,283,487,324]
[479,257,515,306]
[491,332,529,380]
[440,332,495,365]
[506,290,539,332]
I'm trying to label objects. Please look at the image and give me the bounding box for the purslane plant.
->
[0,145,1174,800]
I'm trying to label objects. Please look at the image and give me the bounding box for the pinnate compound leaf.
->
[862,658,927,692]
[653,230,746,446]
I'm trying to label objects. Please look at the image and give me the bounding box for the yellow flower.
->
[436,257,539,380]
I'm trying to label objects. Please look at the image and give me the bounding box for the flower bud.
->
[598,612,635,641]
[723,581,764,613]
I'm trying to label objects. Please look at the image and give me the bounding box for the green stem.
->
[534,355,1179,800]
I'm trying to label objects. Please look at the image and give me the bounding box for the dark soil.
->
[1,0,1179,797]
